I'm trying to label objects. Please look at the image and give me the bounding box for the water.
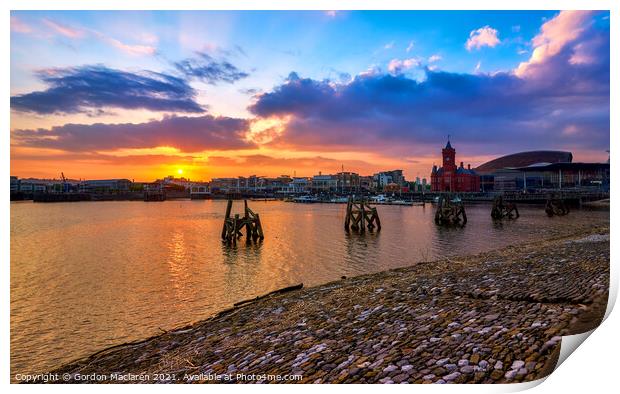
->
[10,200,608,377]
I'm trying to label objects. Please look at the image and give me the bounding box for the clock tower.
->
[442,138,456,172]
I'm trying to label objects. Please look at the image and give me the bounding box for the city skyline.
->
[10,10,610,181]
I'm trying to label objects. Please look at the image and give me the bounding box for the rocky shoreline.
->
[49,225,609,384]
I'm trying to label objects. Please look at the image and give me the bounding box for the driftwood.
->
[221,199,265,245]
[491,195,520,219]
[434,195,467,226]
[233,283,304,307]
[344,197,381,233]
[545,197,570,217]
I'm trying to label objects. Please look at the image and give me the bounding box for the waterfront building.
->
[79,179,132,193]
[373,170,405,191]
[286,177,311,194]
[359,176,374,191]
[430,140,480,192]
[311,173,339,193]
[474,150,609,192]
[257,175,292,193]
[10,176,19,193]
[210,178,240,193]
[18,179,50,193]
[336,172,361,193]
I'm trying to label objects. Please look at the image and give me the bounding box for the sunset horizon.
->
[10,10,610,182]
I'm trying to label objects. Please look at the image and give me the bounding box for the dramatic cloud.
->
[174,52,249,85]
[12,115,252,152]
[249,11,609,157]
[515,11,594,77]
[10,65,204,114]
[466,26,500,51]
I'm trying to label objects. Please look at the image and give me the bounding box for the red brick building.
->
[431,140,480,192]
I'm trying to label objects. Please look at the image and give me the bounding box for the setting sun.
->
[177,168,184,175]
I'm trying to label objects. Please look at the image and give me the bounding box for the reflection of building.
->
[431,140,480,192]
[475,151,609,192]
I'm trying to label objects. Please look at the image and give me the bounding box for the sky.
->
[10,10,610,182]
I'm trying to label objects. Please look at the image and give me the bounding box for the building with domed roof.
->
[430,139,480,192]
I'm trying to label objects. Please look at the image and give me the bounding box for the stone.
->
[460,365,475,374]
[504,370,518,380]
[392,373,408,383]
[443,372,460,381]
[490,370,504,380]
[383,365,398,373]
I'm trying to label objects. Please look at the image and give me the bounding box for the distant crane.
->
[60,172,68,193]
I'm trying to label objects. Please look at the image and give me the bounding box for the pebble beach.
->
[48,224,609,384]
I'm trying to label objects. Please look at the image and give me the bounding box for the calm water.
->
[10,200,609,377]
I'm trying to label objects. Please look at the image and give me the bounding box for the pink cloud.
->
[43,18,84,39]
[94,32,157,56]
[466,26,500,51]
[387,58,420,74]
[11,16,32,34]
[428,54,442,63]
[515,11,594,77]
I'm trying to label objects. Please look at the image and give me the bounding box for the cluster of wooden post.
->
[491,196,520,219]
[434,195,467,226]
[545,197,570,217]
[344,197,381,233]
[221,199,264,245]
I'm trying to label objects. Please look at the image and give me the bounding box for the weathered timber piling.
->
[434,195,467,226]
[545,196,570,217]
[491,195,519,219]
[221,199,265,245]
[344,197,381,233]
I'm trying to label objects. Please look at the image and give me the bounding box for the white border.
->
[3,1,617,393]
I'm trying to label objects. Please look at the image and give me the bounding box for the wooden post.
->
[373,207,381,231]
[344,198,352,231]
[255,213,264,240]
[359,200,366,233]
[232,214,239,246]
[222,199,233,239]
